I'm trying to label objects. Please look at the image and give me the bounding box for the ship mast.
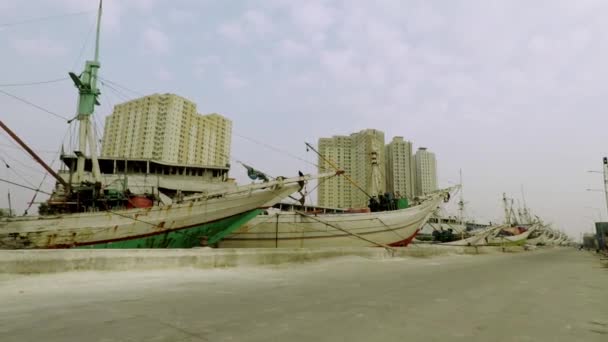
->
[458,169,465,227]
[69,0,103,183]
[516,200,523,224]
[457,169,466,239]
[503,193,511,225]
[520,184,530,224]
[510,199,518,225]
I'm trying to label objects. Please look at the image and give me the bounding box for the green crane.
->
[68,0,103,183]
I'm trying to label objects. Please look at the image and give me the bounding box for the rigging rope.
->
[100,81,131,102]
[295,211,395,252]
[99,77,145,97]
[0,153,48,176]
[0,142,58,154]
[0,125,70,213]
[70,19,97,70]
[301,174,330,200]
[0,157,39,189]
[234,133,319,169]
[99,83,117,113]
[23,161,54,215]
[0,10,95,28]
[0,78,69,87]
[0,178,51,195]
[0,89,69,121]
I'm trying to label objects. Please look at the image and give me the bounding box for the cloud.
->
[218,22,244,43]
[193,56,221,77]
[277,39,309,58]
[129,0,158,11]
[12,37,67,57]
[290,1,335,34]
[54,0,158,33]
[244,10,272,34]
[54,0,124,33]
[223,74,248,89]
[218,9,274,43]
[168,9,196,24]
[0,1,17,12]
[319,49,362,83]
[142,28,169,54]
[156,67,174,81]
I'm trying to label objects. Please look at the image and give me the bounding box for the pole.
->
[0,120,68,189]
[7,190,12,217]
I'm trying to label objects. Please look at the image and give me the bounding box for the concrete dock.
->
[0,245,522,274]
[0,248,606,341]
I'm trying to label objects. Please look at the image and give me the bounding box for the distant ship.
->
[0,2,333,249]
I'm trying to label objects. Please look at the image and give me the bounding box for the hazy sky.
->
[1,0,607,238]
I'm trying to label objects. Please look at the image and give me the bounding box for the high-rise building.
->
[415,147,437,195]
[350,129,385,207]
[101,94,232,167]
[317,135,352,208]
[317,129,385,208]
[385,136,416,200]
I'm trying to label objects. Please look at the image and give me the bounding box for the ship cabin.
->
[57,155,236,198]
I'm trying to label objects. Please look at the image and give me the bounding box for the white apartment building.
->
[317,135,352,208]
[101,94,232,167]
[317,129,385,208]
[415,147,437,195]
[385,136,416,200]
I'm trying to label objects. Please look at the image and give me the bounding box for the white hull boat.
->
[219,192,446,248]
[441,225,507,246]
[487,224,538,246]
[0,177,310,249]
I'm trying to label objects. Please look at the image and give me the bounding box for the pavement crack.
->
[154,318,210,341]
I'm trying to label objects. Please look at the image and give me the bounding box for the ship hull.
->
[79,210,262,248]
[0,184,299,249]
[219,194,442,248]
[441,225,507,246]
[487,226,536,246]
